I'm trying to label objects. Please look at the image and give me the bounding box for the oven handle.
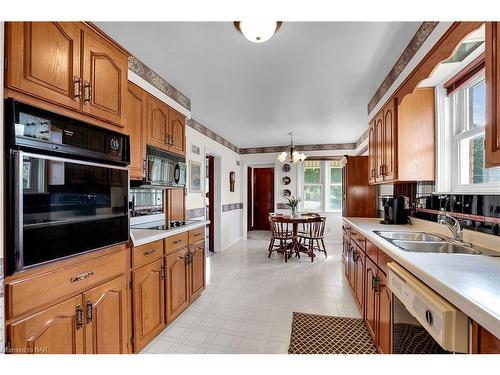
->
[12,150,24,272]
[20,151,130,171]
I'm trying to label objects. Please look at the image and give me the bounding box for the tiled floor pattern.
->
[141,231,360,354]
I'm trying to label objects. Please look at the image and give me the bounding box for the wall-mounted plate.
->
[282,189,291,197]
[282,163,291,173]
[282,176,291,185]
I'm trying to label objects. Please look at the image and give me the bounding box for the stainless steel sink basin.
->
[374,231,446,242]
[392,240,483,255]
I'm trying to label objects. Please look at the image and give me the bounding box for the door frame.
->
[206,154,215,252]
[204,148,222,253]
[247,166,253,231]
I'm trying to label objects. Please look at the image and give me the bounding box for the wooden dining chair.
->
[268,215,294,262]
[298,216,327,261]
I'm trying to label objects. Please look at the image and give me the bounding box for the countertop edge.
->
[343,217,500,340]
[130,220,209,247]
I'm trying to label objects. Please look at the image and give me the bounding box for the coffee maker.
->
[380,195,409,224]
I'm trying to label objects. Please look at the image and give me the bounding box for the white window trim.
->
[298,160,342,213]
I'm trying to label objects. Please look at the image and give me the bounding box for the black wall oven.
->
[5,99,130,275]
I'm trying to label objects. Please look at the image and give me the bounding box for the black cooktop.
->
[131,219,199,231]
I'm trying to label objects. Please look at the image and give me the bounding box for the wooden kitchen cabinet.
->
[189,241,206,302]
[364,256,378,341]
[125,82,148,180]
[342,156,376,217]
[5,22,129,129]
[83,275,128,354]
[375,112,384,183]
[132,258,166,353]
[486,22,500,167]
[368,121,377,184]
[471,321,500,353]
[377,272,392,354]
[165,248,190,324]
[7,295,84,354]
[353,247,365,318]
[382,99,397,181]
[166,188,186,221]
[169,107,186,156]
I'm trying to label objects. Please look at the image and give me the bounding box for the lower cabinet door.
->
[354,250,365,318]
[377,273,392,354]
[83,275,128,354]
[189,241,206,302]
[8,295,84,354]
[365,257,378,341]
[132,258,166,353]
[166,248,190,324]
[348,241,356,289]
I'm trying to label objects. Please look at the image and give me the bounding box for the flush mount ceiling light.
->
[234,21,282,43]
[277,132,307,164]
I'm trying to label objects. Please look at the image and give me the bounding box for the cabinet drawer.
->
[377,248,394,275]
[7,247,126,319]
[350,229,365,251]
[165,232,188,255]
[189,227,205,245]
[365,240,378,264]
[132,240,164,269]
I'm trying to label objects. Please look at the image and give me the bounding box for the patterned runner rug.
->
[288,312,378,354]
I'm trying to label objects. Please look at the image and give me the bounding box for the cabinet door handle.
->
[86,301,93,323]
[161,265,166,280]
[143,248,156,256]
[83,81,92,105]
[73,76,81,102]
[76,305,84,329]
[70,271,94,283]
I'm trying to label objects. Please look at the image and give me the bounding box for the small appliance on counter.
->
[380,195,409,225]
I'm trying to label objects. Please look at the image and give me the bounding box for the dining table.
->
[271,214,320,259]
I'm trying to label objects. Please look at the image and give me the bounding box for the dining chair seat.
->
[268,215,294,262]
[298,216,327,261]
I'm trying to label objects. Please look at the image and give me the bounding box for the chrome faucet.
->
[438,213,464,242]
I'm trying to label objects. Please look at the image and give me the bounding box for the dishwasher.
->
[388,263,469,354]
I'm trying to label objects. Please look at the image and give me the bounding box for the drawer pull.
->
[70,271,95,283]
[143,248,156,256]
[193,232,202,237]
[173,239,183,244]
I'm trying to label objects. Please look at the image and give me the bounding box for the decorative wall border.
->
[186,207,205,219]
[239,143,357,155]
[367,22,439,114]
[187,118,240,154]
[128,56,191,111]
[222,203,243,212]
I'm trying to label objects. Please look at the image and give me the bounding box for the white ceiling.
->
[97,22,422,148]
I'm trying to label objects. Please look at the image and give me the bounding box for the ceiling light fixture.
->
[277,132,307,164]
[234,21,282,44]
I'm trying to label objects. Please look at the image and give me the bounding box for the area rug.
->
[288,312,378,354]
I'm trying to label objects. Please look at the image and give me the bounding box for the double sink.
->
[374,231,499,256]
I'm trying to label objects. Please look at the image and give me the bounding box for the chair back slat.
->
[269,215,292,238]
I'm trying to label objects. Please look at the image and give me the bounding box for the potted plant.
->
[285,196,300,217]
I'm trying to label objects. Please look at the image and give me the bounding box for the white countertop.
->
[344,217,500,340]
[130,220,209,246]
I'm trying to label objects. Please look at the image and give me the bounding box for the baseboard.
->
[221,236,243,251]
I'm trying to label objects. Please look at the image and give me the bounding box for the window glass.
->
[303,185,322,210]
[467,79,485,130]
[304,161,321,184]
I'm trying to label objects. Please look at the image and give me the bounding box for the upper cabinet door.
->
[147,96,170,151]
[126,83,147,180]
[169,108,186,156]
[6,22,82,110]
[81,29,127,127]
[375,114,384,183]
[368,121,377,184]
[382,99,397,181]
[486,22,500,167]
[8,295,84,354]
[82,275,128,354]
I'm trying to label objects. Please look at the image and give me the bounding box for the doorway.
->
[252,167,275,230]
[205,154,215,252]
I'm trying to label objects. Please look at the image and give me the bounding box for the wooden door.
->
[166,188,186,221]
[166,248,190,324]
[382,99,397,181]
[471,321,500,353]
[368,121,377,184]
[81,29,127,127]
[354,249,365,318]
[365,257,378,341]
[147,96,169,151]
[252,168,275,230]
[132,259,166,353]
[486,22,500,167]
[168,108,186,156]
[189,241,206,302]
[375,113,384,183]
[377,272,392,354]
[5,22,82,110]
[125,82,147,180]
[83,275,128,354]
[8,295,84,354]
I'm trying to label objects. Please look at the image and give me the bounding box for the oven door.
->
[9,151,129,274]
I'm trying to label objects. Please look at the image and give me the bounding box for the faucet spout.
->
[438,213,463,242]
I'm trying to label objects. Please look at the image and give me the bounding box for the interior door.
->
[252,167,275,230]
[125,82,147,180]
[81,29,127,126]
[168,108,186,156]
[6,22,82,110]
[8,295,84,354]
[189,241,206,302]
[382,100,397,181]
[147,96,169,151]
[83,275,128,354]
[132,258,166,353]
[166,248,190,324]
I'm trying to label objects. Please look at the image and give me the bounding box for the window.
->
[450,71,500,190]
[301,160,343,212]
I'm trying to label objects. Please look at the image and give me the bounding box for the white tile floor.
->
[141,231,360,354]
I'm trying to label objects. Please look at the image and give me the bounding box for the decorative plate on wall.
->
[282,163,291,172]
[282,176,291,185]
[282,189,291,197]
